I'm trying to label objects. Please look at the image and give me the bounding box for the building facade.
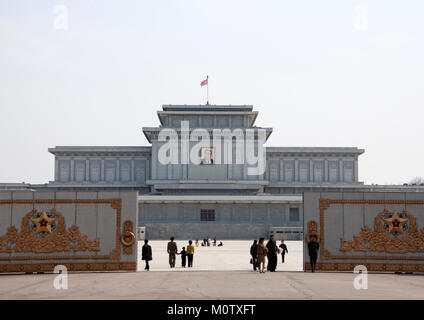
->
[5,104,422,239]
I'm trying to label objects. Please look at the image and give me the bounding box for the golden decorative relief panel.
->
[0,198,122,262]
[0,197,138,273]
[0,208,100,254]
[318,198,424,261]
[339,209,424,254]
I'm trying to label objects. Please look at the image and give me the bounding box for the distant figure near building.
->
[308,235,320,272]
[213,237,217,246]
[187,240,195,268]
[167,236,178,268]
[266,235,278,272]
[141,239,152,271]
[177,247,187,268]
[195,239,199,247]
[257,238,268,273]
[279,240,288,263]
[250,240,258,271]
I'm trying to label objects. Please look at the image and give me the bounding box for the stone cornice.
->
[142,127,273,143]
[266,147,365,154]
[138,194,303,204]
[161,104,254,112]
[49,146,151,157]
[47,181,147,187]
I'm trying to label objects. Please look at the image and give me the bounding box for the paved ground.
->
[137,240,303,271]
[1,240,423,300]
[1,270,424,300]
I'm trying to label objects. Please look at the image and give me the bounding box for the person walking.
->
[176,247,187,268]
[256,238,268,273]
[250,240,258,271]
[279,240,288,263]
[266,235,278,272]
[187,240,195,268]
[308,235,320,272]
[167,236,178,268]
[141,239,152,271]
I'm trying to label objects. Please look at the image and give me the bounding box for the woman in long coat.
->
[266,235,278,272]
[142,239,152,271]
[256,237,268,273]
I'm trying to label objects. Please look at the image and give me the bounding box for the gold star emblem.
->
[384,212,408,234]
[31,211,56,234]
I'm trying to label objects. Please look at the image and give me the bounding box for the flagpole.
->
[207,75,209,105]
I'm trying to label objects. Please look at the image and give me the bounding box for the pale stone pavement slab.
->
[1,271,424,300]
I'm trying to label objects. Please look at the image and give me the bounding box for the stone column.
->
[294,159,299,182]
[309,159,313,182]
[116,159,120,182]
[243,164,247,180]
[70,158,75,182]
[146,159,150,182]
[324,159,328,182]
[182,163,187,180]
[54,158,59,181]
[279,159,284,181]
[152,143,158,180]
[85,159,90,181]
[131,158,135,181]
[101,158,105,181]
[339,159,343,182]
[168,164,172,179]
[354,158,359,182]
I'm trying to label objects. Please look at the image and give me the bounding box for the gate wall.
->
[0,191,138,273]
[303,192,424,272]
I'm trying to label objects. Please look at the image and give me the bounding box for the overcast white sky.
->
[0,0,423,185]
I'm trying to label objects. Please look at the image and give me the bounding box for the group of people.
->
[196,237,223,247]
[249,235,320,273]
[142,235,320,272]
[167,237,195,268]
[141,237,195,270]
[250,235,288,273]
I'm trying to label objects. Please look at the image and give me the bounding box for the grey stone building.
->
[5,104,423,239]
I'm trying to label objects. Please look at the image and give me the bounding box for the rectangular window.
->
[200,209,215,221]
[289,208,300,222]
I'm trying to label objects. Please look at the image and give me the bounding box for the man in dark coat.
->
[141,239,152,271]
[308,235,320,272]
[250,240,258,271]
[167,236,178,268]
[266,235,278,272]
[279,240,288,263]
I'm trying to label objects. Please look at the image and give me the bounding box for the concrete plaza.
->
[0,240,423,300]
[1,270,424,300]
[136,240,303,271]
